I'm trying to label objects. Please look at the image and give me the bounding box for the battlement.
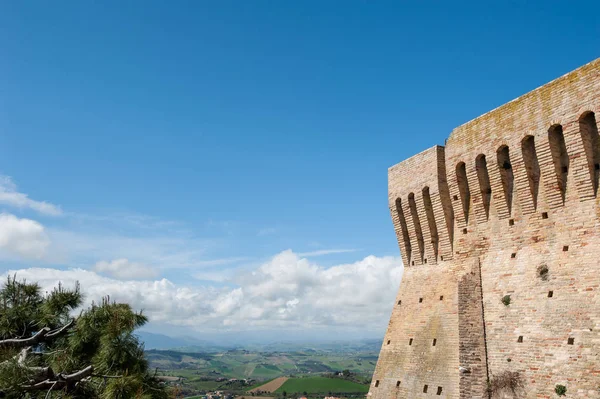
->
[389,58,600,268]
[372,58,600,399]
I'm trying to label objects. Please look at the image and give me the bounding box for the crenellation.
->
[370,58,600,398]
[575,111,599,199]
[403,195,422,265]
[494,145,514,218]
[453,161,471,228]
[418,187,439,264]
[391,199,412,266]
[472,155,491,224]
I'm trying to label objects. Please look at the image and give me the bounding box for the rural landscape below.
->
[141,332,378,398]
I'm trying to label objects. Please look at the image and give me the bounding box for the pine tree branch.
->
[0,319,74,349]
[22,365,94,391]
[45,318,74,339]
[92,373,122,378]
[0,327,50,348]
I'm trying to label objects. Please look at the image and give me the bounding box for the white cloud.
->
[0,176,62,216]
[0,213,50,259]
[93,258,158,280]
[4,250,403,333]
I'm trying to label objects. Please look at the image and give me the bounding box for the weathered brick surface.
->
[370,58,600,398]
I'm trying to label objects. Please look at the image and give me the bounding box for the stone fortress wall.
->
[368,58,600,398]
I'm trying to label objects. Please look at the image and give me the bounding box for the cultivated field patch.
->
[249,376,289,393]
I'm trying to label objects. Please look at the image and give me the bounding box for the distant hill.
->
[136,331,230,351]
[137,330,381,353]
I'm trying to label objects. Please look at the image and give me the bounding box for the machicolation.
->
[368,58,600,398]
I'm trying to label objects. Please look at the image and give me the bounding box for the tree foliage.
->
[0,275,168,398]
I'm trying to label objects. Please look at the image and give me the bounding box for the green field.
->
[275,376,369,394]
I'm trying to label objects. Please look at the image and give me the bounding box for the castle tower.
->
[369,58,600,398]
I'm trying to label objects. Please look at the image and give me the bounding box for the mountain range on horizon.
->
[136,330,382,352]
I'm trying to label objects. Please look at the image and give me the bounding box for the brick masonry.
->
[368,58,600,398]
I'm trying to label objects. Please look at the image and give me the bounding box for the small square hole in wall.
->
[511,253,516,259]
[437,386,443,395]
[548,291,554,298]
[509,219,514,226]
[374,380,379,387]
[432,338,437,346]
[542,212,548,219]
[462,228,467,234]
[419,297,423,303]
[562,166,568,173]
[396,381,401,388]
[409,338,413,345]
[423,385,428,393]
[398,300,402,305]
[563,245,569,252]
[387,340,391,345]
[568,337,574,345]
[517,336,523,343]
[453,195,458,200]
[440,295,444,301]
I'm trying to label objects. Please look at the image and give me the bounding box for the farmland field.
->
[275,376,369,394]
[249,376,289,393]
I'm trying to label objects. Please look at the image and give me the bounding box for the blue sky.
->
[0,1,598,338]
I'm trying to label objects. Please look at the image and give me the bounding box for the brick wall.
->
[369,58,600,398]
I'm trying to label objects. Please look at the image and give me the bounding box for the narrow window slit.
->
[408,192,425,264]
[395,198,412,264]
[497,145,514,215]
[439,295,444,301]
[398,300,402,305]
[517,336,523,343]
[462,228,467,234]
[521,136,541,209]
[387,340,391,345]
[437,386,443,395]
[511,253,516,259]
[423,385,428,393]
[509,219,514,226]
[568,337,574,345]
[476,154,492,219]
[374,380,379,387]
[580,111,600,196]
[456,162,471,222]
[432,338,437,346]
[423,187,439,260]
[548,125,569,204]
[396,381,401,387]
[419,297,423,303]
[548,291,553,298]
[409,338,413,346]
